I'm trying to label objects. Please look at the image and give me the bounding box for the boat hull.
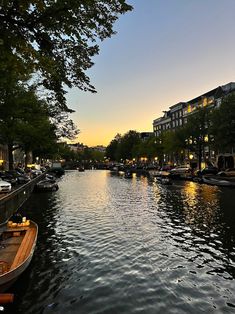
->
[202,175,235,187]
[0,221,38,292]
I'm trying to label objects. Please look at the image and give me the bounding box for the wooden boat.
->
[202,175,235,187]
[0,219,38,292]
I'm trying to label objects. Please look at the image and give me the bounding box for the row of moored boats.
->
[0,172,61,305]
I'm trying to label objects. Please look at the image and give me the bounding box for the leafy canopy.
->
[210,94,235,152]
[0,0,133,108]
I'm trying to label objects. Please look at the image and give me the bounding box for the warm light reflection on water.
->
[6,170,235,314]
[181,181,221,230]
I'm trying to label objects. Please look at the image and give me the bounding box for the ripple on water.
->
[8,170,235,314]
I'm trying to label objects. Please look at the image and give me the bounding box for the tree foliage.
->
[116,130,141,161]
[0,77,79,168]
[183,107,210,149]
[162,129,186,155]
[0,82,54,167]
[0,0,132,108]
[106,136,120,161]
[132,135,163,161]
[106,131,140,161]
[210,94,235,152]
[182,107,211,169]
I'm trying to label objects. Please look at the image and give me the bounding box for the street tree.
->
[0,0,132,109]
[116,130,141,161]
[162,129,187,165]
[133,136,162,162]
[106,133,121,161]
[0,82,54,168]
[18,113,58,166]
[210,94,235,153]
[0,79,79,168]
[183,107,211,170]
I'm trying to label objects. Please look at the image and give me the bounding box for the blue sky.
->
[66,0,235,146]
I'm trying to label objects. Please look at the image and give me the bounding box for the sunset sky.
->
[66,0,235,147]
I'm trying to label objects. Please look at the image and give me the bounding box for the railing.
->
[0,174,45,225]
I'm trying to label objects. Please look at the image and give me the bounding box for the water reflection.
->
[151,179,235,285]
[181,181,221,230]
[5,170,235,313]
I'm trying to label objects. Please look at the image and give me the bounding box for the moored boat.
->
[124,171,132,178]
[202,175,235,187]
[149,170,170,178]
[78,167,85,172]
[158,176,172,185]
[35,179,59,192]
[0,218,38,292]
[155,173,172,185]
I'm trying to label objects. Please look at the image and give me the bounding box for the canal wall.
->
[0,174,45,225]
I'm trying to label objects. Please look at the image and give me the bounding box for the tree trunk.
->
[8,143,14,170]
[198,143,202,171]
[24,151,30,169]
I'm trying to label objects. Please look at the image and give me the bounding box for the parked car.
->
[0,171,17,186]
[15,167,26,175]
[30,168,43,178]
[6,170,31,184]
[170,165,191,176]
[218,168,235,177]
[161,165,174,171]
[40,166,47,172]
[0,178,12,193]
[199,166,218,176]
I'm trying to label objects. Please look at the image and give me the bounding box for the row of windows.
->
[172,118,182,127]
[153,97,219,133]
[154,117,187,132]
[172,110,182,119]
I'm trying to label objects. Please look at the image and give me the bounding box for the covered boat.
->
[0,219,38,292]
[35,179,58,191]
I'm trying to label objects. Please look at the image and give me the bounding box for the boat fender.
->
[0,293,14,304]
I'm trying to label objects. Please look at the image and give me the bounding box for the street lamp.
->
[189,154,194,160]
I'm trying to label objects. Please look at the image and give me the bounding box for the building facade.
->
[152,82,235,167]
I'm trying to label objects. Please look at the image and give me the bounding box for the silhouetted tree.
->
[210,94,235,153]
[0,1,132,109]
[183,107,211,170]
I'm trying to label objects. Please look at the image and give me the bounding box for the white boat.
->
[149,170,170,178]
[0,220,38,292]
[155,175,172,185]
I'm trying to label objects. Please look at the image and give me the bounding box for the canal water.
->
[5,170,235,313]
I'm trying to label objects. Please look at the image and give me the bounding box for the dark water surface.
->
[5,170,235,313]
